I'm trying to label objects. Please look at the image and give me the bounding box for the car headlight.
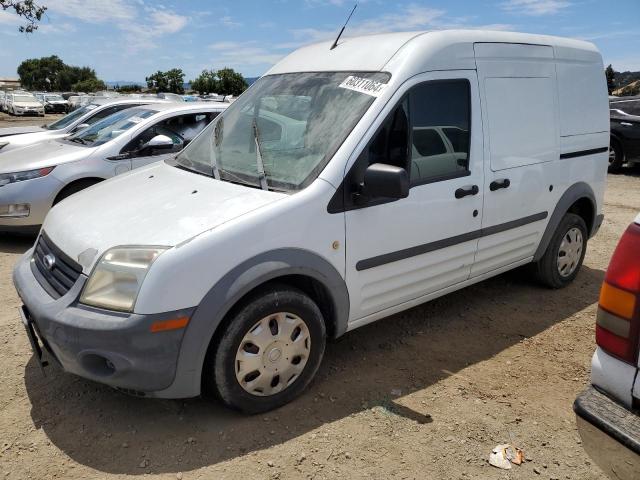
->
[80,247,168,312]
[0,167,55,187]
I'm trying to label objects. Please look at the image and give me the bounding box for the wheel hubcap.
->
[609,146,616,164]
[235,312,310,396]
[557,227,583,277]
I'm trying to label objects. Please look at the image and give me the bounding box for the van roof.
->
[266,29,600,77]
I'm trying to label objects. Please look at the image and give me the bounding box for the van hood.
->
[0,130,68,153]
[43,162,287,272]
[0,139,89,173]
[0,125,45,138]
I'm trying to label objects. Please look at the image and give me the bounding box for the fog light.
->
[0,203,30,217]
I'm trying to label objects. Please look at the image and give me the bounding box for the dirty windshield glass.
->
[174,71,390,191]
[67,107,155,147]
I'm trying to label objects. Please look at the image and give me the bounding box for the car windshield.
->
[44,104,98,130]
[67,107,156,147]
[46,95,64,102]
[174,71,389,191]
[14,95,36,102]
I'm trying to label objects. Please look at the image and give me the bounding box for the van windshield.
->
[174,71,390,191]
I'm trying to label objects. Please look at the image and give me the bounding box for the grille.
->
[32,233,82,298]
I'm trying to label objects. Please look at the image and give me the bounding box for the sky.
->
[0,0,639,82]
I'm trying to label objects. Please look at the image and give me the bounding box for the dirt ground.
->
[1,115,638,479]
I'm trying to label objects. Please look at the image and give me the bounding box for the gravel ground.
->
[1,116,638,479]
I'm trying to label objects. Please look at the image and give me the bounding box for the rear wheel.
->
[608,139,624,173]
[204,285,326,413]
[535,213,588,288]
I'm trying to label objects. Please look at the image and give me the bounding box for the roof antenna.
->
[330,3,357,50]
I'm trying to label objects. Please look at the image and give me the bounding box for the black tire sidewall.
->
[539,213,588,288]
[211,287,326,414]
[608,140,623,173]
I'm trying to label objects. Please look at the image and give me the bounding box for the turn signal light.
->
[150,316,189,333]
[595,222,640,364]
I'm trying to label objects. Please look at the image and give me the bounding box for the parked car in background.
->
[609,96,640,172]
[574,213,640,480]
[6,92,44,117]
[0,102,225,233]
[0,98,169,152]
[12,30,608,413]
[35,93,68,114]
[0,91,7,112]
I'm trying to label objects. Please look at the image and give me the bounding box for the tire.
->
[53,179,102,205]
[535,213,588,288]
[608,139,624,173]
[204,284,326,414]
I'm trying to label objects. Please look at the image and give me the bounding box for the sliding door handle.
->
[455,185,479,199]
[489,178,510,191]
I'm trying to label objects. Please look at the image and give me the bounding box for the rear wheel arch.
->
[534,182,598,262]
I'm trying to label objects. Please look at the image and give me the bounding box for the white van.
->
[13,30,609,413]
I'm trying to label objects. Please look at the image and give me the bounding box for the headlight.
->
[80,247,167,312]
[0,167,54,187]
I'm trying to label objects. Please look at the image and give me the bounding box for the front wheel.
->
[534,213,588,288]
[204,285,326,413]
[608,140,624,173]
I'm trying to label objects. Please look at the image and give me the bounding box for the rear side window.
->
[409,80,470,185]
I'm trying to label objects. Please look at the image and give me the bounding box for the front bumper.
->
[13,249,194,394]
[574,386,640,480]
[0,174,64,230]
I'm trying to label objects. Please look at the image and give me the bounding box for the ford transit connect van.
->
[13,30,609,413]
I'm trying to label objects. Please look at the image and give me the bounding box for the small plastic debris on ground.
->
[489,444,525,470]
[391,389,402,396]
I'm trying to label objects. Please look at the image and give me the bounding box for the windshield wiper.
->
[252,118,269,191]
[68,137,87,145]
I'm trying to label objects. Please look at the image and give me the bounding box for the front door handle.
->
[455,185,479,199]
[489,178,511,191]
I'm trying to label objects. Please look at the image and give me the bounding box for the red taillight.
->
[596,222,640,364]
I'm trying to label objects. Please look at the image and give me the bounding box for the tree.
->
[116,84,143,93]
[145,71,169,93]
[1,0,47,32]
[72,78,106,93]
[190,67,248,96]
[190,69,217,94]
[216,68,248,96]
[165,68,185,94]
[605,64,616,94]
[17,55,105,91]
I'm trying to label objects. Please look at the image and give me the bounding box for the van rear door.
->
[471,43,559,276]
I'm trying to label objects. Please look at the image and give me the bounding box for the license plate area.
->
[19,306,49,375]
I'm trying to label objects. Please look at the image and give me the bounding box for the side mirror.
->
[142,134,174,151]
[361,163,409,200]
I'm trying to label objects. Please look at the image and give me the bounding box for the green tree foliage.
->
[165,68,185,94]
[145,69,185,94]
[17,55,105,91]
[72,78,106,93]
[1,0,47,32]
[190,68,248,96]
[116,84,143,93]
[145,71,169,92]
[605,64,616,94]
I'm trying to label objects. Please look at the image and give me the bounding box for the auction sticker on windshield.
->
[338,76,387,97]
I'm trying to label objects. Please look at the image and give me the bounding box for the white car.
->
[0,98,170,152]
[13,30,608,413]
[575,213,640,480]
[6,92,44,117]
[0,91,7,112]
[0,102,226,233]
